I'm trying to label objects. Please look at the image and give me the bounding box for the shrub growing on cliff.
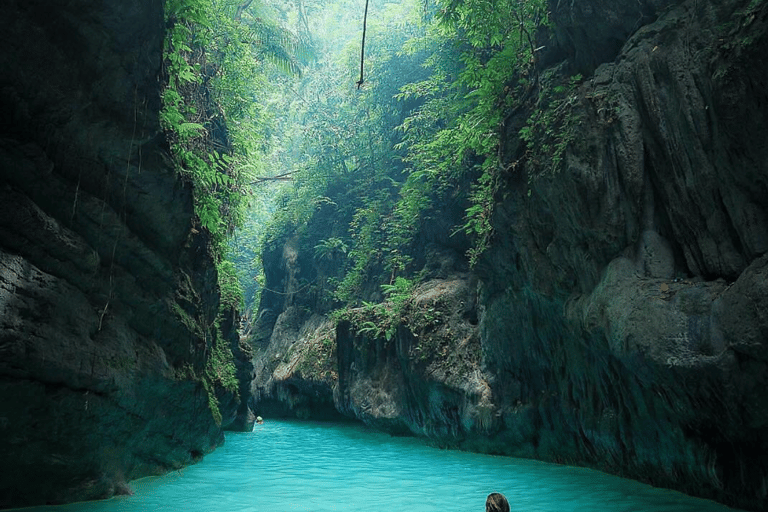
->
[394,0,549,265]
[217,258,244,310]
[519,72,583,178]
[314,237,349,262]
[339,277,414,341]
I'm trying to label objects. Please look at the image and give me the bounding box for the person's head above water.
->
[486,492,510,512]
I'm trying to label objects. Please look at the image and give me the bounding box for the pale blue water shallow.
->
[13,420,745,512]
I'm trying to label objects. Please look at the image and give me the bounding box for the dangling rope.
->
[356,0,370,89]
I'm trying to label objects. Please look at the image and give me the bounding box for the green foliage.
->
[207,322,240,396]
[519,72,583,177]
[245,0,573,330]
[295,334,338,380]
[201,318,241,426]
[217,258,244,310]
[171,302,239,427]
[162,0,314,425]
[202,375,223,426]
[246,0,559,340]
[314,237,348,261]
[248,1,436,314]
[162,0,316,316]
[228,192,275,310]
[172,301,201,336]
[381,276,414,300]
[339,277,415,341]
[393,0,549,265]
[162,1,239,247]
[375,276,414,341]
[162,0,314,246]
[333,198,385,303]
[461,160,500,266]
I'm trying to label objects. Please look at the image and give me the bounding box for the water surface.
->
[15,420,744,511]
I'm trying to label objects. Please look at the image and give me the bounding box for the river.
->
[12,420,745,511]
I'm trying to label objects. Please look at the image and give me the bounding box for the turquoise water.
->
[14,420,744,512]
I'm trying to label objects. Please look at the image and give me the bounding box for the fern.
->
[314,237,349,261]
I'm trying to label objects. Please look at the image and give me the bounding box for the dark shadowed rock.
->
[475,0,768,509]
[0,0,250,507]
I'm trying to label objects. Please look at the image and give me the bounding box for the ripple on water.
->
[9,420,746,512]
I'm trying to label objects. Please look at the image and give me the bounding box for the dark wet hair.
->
[486,492,510,512]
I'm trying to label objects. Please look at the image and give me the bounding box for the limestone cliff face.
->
[0,0,250,507]
[476,0,768,508]
[252,0,768,510]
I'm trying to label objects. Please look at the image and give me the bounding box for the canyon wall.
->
[0,0,251,507]
[252,0,768,510]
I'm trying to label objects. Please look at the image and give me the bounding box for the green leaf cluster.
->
[162,0,311,423]
[394,0,549,265]
[338,276,415,342]
[519,72,583,179]
[314,237,348,261]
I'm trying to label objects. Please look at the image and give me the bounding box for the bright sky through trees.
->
[226,0,558,315]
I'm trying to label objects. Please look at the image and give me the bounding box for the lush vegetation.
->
[244,0,573,325]
[161,0,313,422]
[395,0,552,265]
[162,0,579,349]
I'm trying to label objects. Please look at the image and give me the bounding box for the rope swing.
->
[356,0,370,89]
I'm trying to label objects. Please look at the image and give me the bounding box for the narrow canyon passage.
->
[2,0,767,510]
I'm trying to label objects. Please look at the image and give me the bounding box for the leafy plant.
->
[314,237,349,261]
[520,73,583,178]
[393,0,550,265]
[381,276,414,301]
[217,258,245,310]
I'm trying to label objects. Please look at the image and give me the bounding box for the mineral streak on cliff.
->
[0,0,250,507]
[251,0,768,510]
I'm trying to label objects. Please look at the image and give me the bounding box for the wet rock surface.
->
[0,0,249,507]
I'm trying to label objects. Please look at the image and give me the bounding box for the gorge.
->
[1,0,766,511]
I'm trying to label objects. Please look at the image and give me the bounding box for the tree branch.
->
[235,1,254,22]
[249,170,296,184]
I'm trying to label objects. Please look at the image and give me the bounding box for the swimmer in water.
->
[486,493,509,512]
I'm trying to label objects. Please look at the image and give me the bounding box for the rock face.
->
[0,0,250,507]
[253,0,768,510]
[478,0,768,507]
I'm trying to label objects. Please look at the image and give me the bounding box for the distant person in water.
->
[486,493,510,512]
[256,416,264,425]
